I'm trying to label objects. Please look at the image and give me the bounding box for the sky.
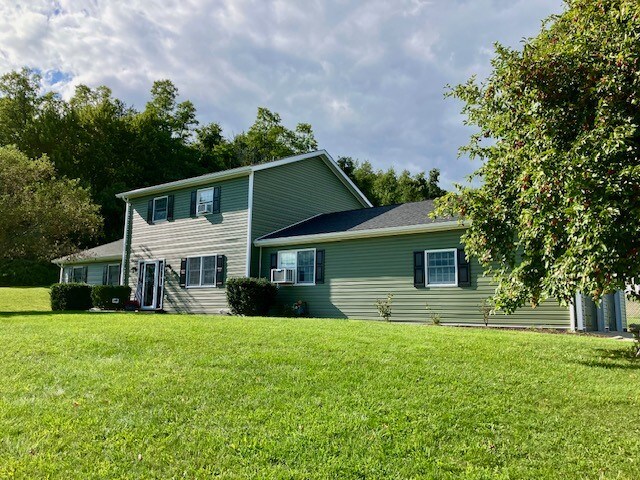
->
[0,0,565,189]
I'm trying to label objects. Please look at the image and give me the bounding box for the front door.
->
[140,260,164,310]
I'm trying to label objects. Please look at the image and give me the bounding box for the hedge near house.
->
[50,283,93,311]
[91,285,132,310]
[226,277,277,316]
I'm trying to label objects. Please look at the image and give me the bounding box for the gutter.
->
[254,221,466,247]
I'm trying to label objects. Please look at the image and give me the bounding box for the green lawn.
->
[0,290,639,478]
[0,286,50,312]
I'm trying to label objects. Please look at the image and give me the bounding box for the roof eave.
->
[52,255,122,266]
[253,220,466,247]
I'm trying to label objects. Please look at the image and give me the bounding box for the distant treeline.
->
[0,68,445,246]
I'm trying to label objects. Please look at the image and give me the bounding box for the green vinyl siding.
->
[250,155,366,276]
[260,230,571,327]
[60,262,121,286]
[128,176,249,314]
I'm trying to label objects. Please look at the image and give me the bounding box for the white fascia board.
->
[115,167,252,199]
[52,255,122,266]
[251,150,373,208]
[254,221,466,247]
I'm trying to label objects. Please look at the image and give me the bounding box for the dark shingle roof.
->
[53,239,123,264]
[258,200,454,240]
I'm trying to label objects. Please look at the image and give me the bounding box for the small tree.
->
[375,294,394,322]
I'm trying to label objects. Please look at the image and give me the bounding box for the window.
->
[277,249,316,285]
[62,267,72,283]
[425,249,457,286]
[153,196,168,222]
[107,264,120,285]
[72,266,85,283]
[186,255,217,287]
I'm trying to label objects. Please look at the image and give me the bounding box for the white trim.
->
[425,248,458,287]
[569,299,577,331]
[276,248,316,285]
[254,221,466,247]
[114,150,372,208]
[115,168,251,199]
[120,200,130,285]
[185,254,218,288]
[245,171,254,277]
[58,265,63,283]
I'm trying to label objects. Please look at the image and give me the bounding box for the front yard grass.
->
[0,305,639,478]
[0,287,50,312]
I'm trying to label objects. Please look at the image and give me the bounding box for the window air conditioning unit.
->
[271,268,295,284]
[197,203,212,214]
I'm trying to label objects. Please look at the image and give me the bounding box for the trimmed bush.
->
[226,277,277,316]
[91,285,132,310]
[0,259,59,287]
[50,283,93,311]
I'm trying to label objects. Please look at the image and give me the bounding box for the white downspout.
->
[58,264,64,283]
[575,293,585,331]
[245,171,254,277]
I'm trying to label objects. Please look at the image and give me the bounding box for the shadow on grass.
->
[573,347,640,370]
[0,310,115,317]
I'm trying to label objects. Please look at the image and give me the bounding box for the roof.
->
[254,200,463,247]
[115,150,372,207]
[52,239,123,265]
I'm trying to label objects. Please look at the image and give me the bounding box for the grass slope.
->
[0,311,638,479]
[0,287,50,312]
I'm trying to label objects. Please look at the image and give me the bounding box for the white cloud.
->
[0,0,564,189]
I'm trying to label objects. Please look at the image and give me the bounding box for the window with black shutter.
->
[179,258,187,287]
[167,195,175,221]
[457,249,471,287]
[212,187,221,213]
[190,191,197,217]
[215,255,225,287]
[315,250,325,284]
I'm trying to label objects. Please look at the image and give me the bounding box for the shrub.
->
[50,283,93,311]
[91,285,132,310]
[629,324,640,359]
[226,277,277,316]
[425,302,441,325]
[0,259,59,287]
[375,293,393,322]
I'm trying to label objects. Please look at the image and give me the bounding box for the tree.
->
[232,107,318,165]
[338,157,447,206]
[0,146,102,261]
[435,0,640,312]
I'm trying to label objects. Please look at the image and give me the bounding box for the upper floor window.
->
[153,196,168,222]
[277,249,316,285]
[425,249,457,286]
[196,186,221,215]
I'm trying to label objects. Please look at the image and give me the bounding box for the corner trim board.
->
[245,171,254,277]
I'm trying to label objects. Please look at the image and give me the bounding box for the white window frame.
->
[106,264,120,286]
[277,248,316,286]
[196,187,214,216]
[425,248,458,287]
[186,254,218,288]
[72,266,85,283]
[153,195,168,223]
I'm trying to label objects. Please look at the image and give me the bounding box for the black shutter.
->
[167,195,175,221]
[190,191,197,217]
[215,255,225,287]
[179,258,187,287]
[413,251,425,287]
[102,265,108,285]
[457,249,471,287]
[212,187,221,213]
[315,250,325,284]
[147,199,154,223]
[269,253,277,281]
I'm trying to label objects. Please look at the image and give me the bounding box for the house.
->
[53,239,122,286]
[54,150,627,331]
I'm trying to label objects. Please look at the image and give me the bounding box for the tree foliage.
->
[0,69,319,246]
[0,146,102,261]
[338,156,446,206]
[435,0,640,311]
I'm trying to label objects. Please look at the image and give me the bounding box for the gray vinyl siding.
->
[260,230,571,327]
[128,176,249,314]
[60,262,120,286]
[250,155,366,276]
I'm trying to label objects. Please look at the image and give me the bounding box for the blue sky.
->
[0,0,565,188]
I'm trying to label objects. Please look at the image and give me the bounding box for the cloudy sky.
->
[0,0,564,188]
